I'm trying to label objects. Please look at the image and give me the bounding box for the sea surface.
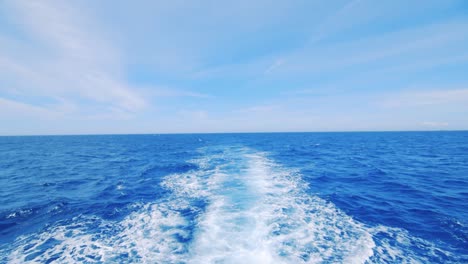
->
[0,132,467,263]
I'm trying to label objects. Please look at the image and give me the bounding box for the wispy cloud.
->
[308,0,365,44]
[148,88,213,99]
[382,89,468,108]
[178,110,209,120]
[237,105,277,114]
[270,19,468,77]
[264,59,285,74]
[0,97,60,119]
[1,0,146,113]
[421,121,449,128]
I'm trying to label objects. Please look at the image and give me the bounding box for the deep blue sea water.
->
[0,132,467,263]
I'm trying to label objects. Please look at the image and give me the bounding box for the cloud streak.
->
[0,97,60,119]
[1,0,146,113]
[264,59,285,75]
[382,89,468,108]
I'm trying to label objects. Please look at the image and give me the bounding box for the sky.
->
[0,0,467,135]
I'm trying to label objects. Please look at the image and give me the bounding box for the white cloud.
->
[1,0,146,113]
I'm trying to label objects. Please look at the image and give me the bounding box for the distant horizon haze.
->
[1,129,468,137]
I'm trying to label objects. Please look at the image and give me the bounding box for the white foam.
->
[6,201,193,263]
[159,148,376,263]
[366,225,456,263]
[5,146,455,263]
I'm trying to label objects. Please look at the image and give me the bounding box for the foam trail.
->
[164,147,454,263]
[164,148,375,263]
[5,146,456,263]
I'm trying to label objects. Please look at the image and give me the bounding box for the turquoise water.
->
[0,132,467,263]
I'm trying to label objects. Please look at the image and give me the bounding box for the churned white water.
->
[5,147,450,263]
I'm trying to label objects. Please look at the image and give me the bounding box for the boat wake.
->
[4,146,454,263]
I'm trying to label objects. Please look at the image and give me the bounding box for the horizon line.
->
[1,129,467,137]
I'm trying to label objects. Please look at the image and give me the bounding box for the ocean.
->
[0,132,467,263]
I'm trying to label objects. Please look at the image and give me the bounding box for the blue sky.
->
[0,0,467,135]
